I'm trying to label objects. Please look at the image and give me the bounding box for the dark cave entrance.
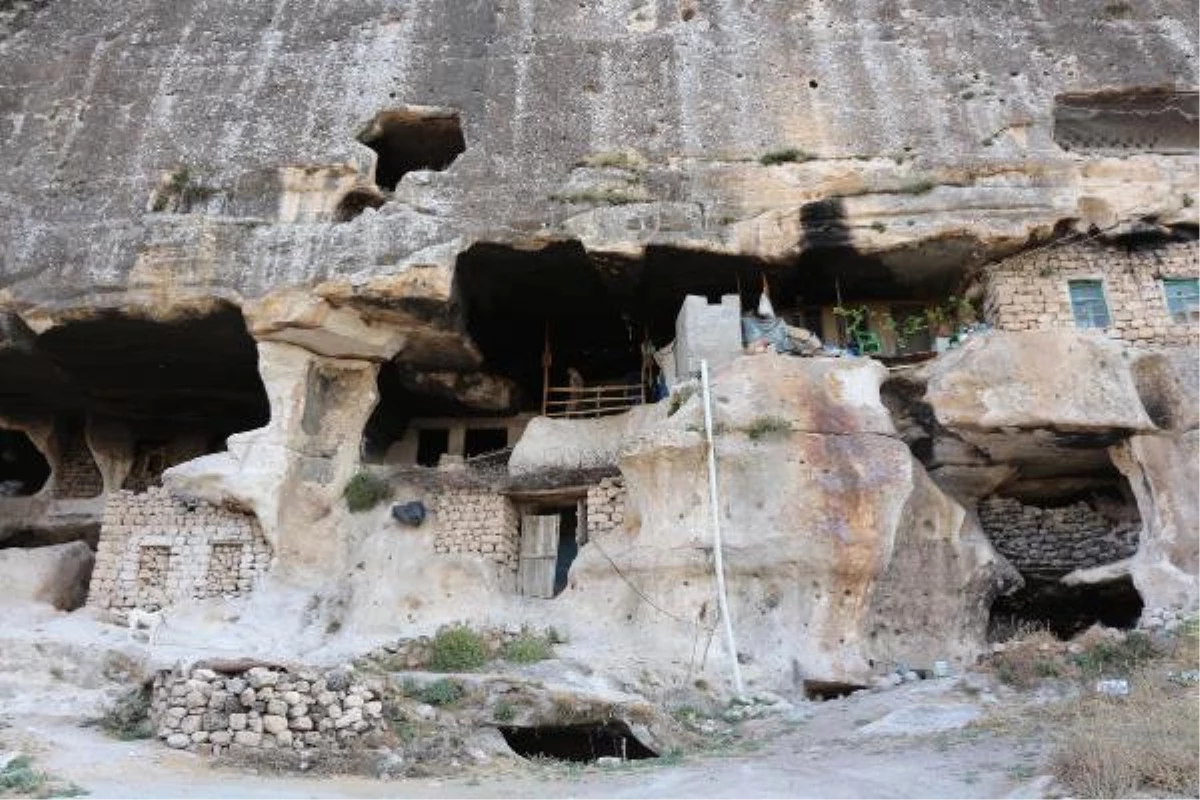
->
[990,576,1144,639]
[0,305,270,494]
[359,108,466,191]
[499,722,657,762]
[0,429,50,496]
[982,453,1145,639]
[333,187,386,222]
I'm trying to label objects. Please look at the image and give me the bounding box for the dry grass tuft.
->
[1050,674,1198,798]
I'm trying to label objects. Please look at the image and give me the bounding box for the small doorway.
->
[518,504,581,598]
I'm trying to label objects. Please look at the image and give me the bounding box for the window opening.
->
[1162,277,1199,324]
[1068,280,1111,329]
[359,108,466,191]
[416,428,450,468]
[464,428,508,459]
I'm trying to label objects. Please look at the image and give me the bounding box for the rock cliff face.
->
[1,0,1196,328]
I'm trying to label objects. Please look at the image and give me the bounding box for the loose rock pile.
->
[151,665,386,754]
[979,496,1138,573]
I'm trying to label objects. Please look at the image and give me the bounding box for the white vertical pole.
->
[700,359,744,695]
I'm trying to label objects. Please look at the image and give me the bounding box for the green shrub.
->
[667,385,696,416]
[745,415,791,441]
[417,678,465,706]
[428,626,488,672]
[92,685,153,740]
[759,148,814,166]
[343,471,390,513]
[502,633,553,664]
[0,756,45,795]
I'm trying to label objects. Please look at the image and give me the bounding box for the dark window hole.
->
[416,429,450,468]
[499,723,657,762]
[359,107,466,191]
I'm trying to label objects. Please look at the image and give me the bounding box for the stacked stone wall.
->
[982,240,1199,346]
[87,487,270,610]
[979,496,1139,573]
[151,665,385,754]
[432,490,518,571]
[585,477,626,539]
[54,438,103,498]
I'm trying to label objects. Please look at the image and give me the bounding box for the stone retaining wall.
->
[585,477,626,539]
[982,240,1199,346]
[54,437,103,498]
[432,490,519,571]
[979,496,1139,573]
[151,665,386,754]
[86,487,270,610]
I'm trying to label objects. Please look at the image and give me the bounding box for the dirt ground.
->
[2,677,1056,799]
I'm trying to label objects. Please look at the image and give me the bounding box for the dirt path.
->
[5,680,1054,799]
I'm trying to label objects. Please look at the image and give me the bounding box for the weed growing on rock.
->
[343,471,390,513]
[745,416,791,441]
[1070,631,1158,677]
[502,632,554,664]
[417,678,465,707]
[89,685,153,740]
[428,626,487,672]
[759,148,814,166]
[493,700,516,723]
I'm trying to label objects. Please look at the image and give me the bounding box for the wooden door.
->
[518,515,559,598]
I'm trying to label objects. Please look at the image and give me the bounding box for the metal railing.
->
[543,383,644,419]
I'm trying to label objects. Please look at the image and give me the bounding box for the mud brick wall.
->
[432,490,519,571]
[982,240,1198,346]
[978,496,1139,574]
[151,665,386,754]
[585,477,626,539]
[87,487,270,610]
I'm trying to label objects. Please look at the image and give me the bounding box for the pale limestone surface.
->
[0,541,94,610]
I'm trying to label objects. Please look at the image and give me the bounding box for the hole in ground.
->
[803,680,868,700]
[499,722,657,762]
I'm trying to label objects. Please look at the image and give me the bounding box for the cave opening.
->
[0,429,50,497]
[0,305,270,493]
[982,455,1145,639]
[333,187,386,222]
[453,238,976,418]
[359,108,466,191]
[499,722,657,762]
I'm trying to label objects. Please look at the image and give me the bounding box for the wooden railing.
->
[543,383,644,419]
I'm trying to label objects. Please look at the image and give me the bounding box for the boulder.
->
[0,541,94,610]
[559,354,1016,685]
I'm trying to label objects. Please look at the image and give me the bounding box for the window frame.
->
[1066,278,1112,330]
[1161,277,1199,325]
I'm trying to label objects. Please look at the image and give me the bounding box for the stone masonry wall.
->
[979,496,1139,574]
[983,240,1199,346]
[151,664,385,754]
[54,437,103,498]
[432,490,518,572]
[585,477,626,539]
[87,487,270,610]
